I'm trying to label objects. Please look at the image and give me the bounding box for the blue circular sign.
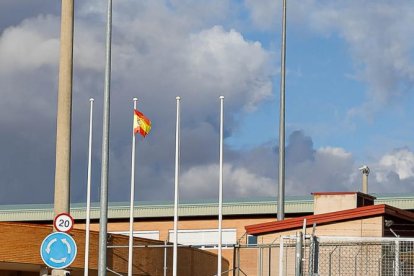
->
[40,232,77,269]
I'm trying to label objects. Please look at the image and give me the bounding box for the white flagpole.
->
[84,98,94,276]
[128,98,138,276]
[217,96,224,276]
[173,96,181,276]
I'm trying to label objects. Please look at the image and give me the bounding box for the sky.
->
[1,0,414,205]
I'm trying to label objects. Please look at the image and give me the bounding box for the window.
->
[168,228,237,248]
[247,235,257,246]
[109,230,160,240]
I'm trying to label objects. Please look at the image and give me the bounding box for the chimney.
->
[359,165,370,194]
[312,192,376,215]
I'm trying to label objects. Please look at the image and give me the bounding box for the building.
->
[0,222,228,276]
[246,192,414,238]
[243,192,414,275]
[1,193,414,275]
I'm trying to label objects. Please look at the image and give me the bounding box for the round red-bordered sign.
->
[54,213,74,233]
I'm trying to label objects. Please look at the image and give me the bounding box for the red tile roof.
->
[245,204,414,235]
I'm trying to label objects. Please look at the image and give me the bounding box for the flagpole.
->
[173,96,181,276]
[277,0,287,221]
[128,98,138,276]
[217,96,224,276]
[84,98,94,276]
[98,0,112,274]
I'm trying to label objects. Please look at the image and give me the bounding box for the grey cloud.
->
[0,1,275,204]
[0,0,59,31]
[180,130,358,200]
[5,0,411,206]
[286,130,315,165]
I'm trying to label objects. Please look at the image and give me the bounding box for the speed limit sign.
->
[54,213,74,233]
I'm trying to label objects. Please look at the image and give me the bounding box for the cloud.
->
[179,131,360,199]
[246,0,414,118]
[2,0,413,206]
[283,132,357,195]
[315,1,414,118]
[0,0,275,204]
[180,163,276,199]
[244,0,278,31]
[377,148,414,180]
[371,148,414,194]
[0,0,60,31]
[339,147,414,195]
[0,15,59,73]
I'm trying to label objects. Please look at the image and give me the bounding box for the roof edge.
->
[245,204,397,235]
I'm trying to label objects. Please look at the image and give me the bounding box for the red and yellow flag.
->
[134,109,152,137]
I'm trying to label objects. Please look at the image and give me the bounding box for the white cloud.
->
[184,26,273,110]
[0,15,59,73]
[244,0,278,31]
[246,0,414,117]
[286,145,357,195]
[318,147,352,159]
[180,163,276,199]
[347,148,414,194]
[3,0,414,204]
[376,148,414,181]
[0,0,275,203]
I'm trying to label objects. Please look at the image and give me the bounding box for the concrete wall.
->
[313,192,375,215]
[259,216,384,244]
[314,193,358,214]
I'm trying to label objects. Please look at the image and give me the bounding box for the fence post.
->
[237,244,240,276]
[295,232,303,276]
[308,235,319,276]
[279,237,284,276]
[163,240,168,276]
[232,244,237,276]
[394,240,400,276]
[268,246,272,276]
[258,246,263,276]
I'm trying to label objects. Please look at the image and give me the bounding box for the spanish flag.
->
[134,109,152,137]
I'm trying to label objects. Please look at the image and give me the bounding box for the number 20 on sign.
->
[54,213,74,233]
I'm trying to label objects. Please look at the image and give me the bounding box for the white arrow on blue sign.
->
[40,232,77,269]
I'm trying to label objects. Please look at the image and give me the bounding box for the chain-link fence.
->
[312,237,414,276]
[105,235,414,275]
[234,236,414,276]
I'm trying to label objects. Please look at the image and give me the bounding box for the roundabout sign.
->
[40,232,77,269]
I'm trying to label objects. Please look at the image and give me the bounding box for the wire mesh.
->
[311,237,414,276]
[106,236,414,275]
[234,236,414,276]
